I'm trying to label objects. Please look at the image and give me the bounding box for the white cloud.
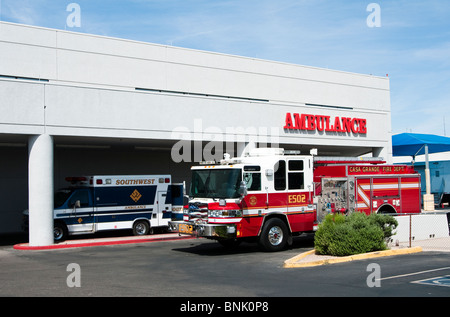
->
[2,1,37,25]
[413,42,450,67]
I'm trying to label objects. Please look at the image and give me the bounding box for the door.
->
[67,189,95,233]
[157,191,171,227]
[271,160,288,211]
[286,159,312,232]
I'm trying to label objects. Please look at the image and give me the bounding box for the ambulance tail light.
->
[94,178,111,185]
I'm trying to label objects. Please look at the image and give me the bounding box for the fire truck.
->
[169,148,421,251]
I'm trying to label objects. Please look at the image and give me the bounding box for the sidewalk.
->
[400,236,450,252]
[13,233,195,250]
[283,236,450,268]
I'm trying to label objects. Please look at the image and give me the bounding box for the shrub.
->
[368,213,398,240]
[314,212,398,256]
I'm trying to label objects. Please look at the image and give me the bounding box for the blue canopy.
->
[392,133,450,157]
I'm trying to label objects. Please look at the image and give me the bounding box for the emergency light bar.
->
[65,176,91,186]
[284,150,301,155]
[65,176,87,182]
[199,160,216,165]
[65,176,171,187]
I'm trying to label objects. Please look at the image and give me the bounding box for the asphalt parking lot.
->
[0,232,449,304]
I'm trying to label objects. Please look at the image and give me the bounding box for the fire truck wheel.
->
[133,220,150,236]
[54,221,68,242]
[258,218,289,252]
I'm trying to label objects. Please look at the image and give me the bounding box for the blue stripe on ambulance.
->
[95,210,153,224]
[57,208,155,225]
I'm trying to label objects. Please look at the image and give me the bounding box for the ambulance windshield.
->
[54,189,73,208]
[190,168,242,199]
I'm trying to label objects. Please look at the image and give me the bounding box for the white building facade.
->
[0,22,392,244]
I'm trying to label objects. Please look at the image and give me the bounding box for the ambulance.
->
[23,175,184,241]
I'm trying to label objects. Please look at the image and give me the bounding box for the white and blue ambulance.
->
[24,175,184,241]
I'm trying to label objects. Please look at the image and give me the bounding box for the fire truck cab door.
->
[286,158,310,209]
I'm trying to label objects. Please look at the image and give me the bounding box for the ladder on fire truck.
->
[313,156,385,165]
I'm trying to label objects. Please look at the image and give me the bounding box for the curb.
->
[283,246,423,268]
[13,234,195,251]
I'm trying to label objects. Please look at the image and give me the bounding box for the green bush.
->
[314,212,398,256]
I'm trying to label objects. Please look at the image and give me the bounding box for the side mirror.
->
[238,181,248,198]
[72,200,81,208]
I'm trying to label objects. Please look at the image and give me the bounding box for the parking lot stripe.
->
[380,267,450,281]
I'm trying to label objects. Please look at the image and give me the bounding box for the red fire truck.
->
[169,148,421,251]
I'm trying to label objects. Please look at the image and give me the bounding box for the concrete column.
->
[423,144,435,211]
[28,134,54,246]
[372,146,391,163]
[424,144,431,195]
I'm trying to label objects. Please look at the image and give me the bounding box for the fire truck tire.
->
[54,221,68,242]
[133,220,150,236]
[258,218,289,252]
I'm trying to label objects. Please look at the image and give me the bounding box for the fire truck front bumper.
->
[169,221,237,239]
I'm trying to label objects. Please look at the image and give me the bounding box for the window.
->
[288,160,304,190]
[289,160,303,171]
[190,168,242,199]
[274,160,286,190]
[54,190,73,208]
[243,165,261,191]
[69,189,92,207]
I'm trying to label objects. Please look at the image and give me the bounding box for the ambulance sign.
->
[283,112,367,135]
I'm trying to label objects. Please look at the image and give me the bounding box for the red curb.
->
[13,234,195,250]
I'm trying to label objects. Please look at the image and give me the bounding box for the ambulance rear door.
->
[156,191,171,227]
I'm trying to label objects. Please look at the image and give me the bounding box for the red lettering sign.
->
[283,113,367,134]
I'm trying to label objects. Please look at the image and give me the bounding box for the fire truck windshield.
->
[190,168,242,199]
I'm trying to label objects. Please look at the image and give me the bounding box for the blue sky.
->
[1,0,449,136]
